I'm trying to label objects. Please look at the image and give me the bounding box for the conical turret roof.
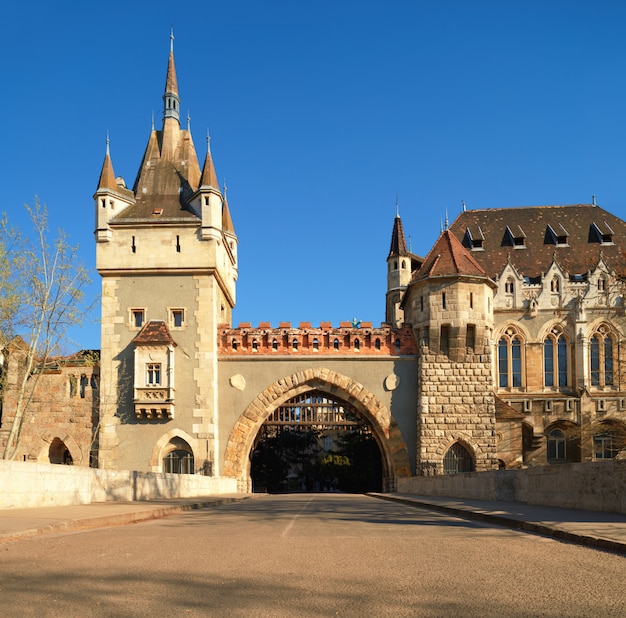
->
[413,229,488,282]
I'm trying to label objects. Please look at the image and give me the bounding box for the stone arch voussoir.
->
[149,428,200,472]
[437,432,482,461]
[223,367,411,486]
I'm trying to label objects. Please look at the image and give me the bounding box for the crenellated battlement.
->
[218,322,417,355]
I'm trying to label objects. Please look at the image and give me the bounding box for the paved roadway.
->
[1,494,624,617]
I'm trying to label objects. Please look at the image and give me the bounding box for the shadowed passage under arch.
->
[250,389,383,493]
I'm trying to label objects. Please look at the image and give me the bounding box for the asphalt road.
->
[1,493,624,617]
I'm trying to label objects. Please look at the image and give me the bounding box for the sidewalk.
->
[0,494,253,544]
[371,493,626,555]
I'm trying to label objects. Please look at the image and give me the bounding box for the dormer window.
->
[589,222,614,245]
[502,225,526,248]
[463,227,485,251]
[545,224,569,246]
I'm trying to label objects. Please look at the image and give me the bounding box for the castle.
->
[2,39,626,491]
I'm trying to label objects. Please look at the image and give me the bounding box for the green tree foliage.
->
[251,429,320,492]
[1,198,94,460]
[333,429,383,493]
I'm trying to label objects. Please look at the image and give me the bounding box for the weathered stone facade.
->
[2,39,626,490]
[0,338,98,466]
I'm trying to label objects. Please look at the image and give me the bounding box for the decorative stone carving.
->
[230,374,246,391]
[384,373,400,391]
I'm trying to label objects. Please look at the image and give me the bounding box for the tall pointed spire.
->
[97,133,117,191]
[163,28,180,125]
[222,180,235,234]
[388,201,409,258]
[200,131,220,190]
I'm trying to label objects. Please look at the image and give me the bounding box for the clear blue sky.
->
[4,1,626,350]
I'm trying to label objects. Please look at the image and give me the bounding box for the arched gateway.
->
[223,368,411,492]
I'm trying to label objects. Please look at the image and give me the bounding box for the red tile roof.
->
[132,321,176,346]
[413,229,488,282]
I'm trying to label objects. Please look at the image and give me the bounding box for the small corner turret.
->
[94,136,135,243]
[385,202,422,327]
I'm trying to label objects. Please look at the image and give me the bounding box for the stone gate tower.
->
[402,229,499,474]
[94,35,237,473]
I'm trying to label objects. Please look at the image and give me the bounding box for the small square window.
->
[131,309,145,328]
[170,308,185,328]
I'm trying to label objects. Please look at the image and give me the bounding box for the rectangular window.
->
[498,340,509,388]
[146,363,161,386]
[590,337,600,386]
[511,340,522,387]
[604,338,614,386]
[557,338,568,387]
[440,325,450,355]
[544,341,554,387]
[131,309,145,328]
[466,324,475,351]
[170,308,185,328]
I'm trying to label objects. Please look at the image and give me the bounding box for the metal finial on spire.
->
[445,209,449,230]
[206,129,212,151]
[105,131,110,155]
[151,111,154,131]
[187,111,191,131]
[462,200,466,212]
[395,194,399,218]
[440,219,443,234]
[408,235,412,253]
[592,194,597,206]
[223,179,228,200]
[170,27,175,53]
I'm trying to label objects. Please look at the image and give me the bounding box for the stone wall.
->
[417,350,498,474]
[0,460,237,509]
[397,460,626,514]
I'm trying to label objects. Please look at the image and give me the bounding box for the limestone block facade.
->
[2,38,626,490]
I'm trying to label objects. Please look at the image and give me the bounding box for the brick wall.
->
[218,322,417,356]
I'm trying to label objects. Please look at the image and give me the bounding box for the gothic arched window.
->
[544,326,569,388]
[590,324,616,387]
[498,326,524,388]
[443,442,475,474]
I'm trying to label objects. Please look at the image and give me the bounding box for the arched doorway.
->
[250,389,383,493]
[48,438,73,465]
[223,368,412,492]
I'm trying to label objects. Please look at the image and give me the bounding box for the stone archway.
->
[149,428,200,473]
[223,368,411,491]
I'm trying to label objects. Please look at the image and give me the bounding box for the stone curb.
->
[0,495,253,544]
[368,493,626,556]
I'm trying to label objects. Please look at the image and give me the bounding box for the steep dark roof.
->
[111,128,201,222]
[412,230,488,282]
[132,321,177,346]
[449,204,626,279]
[389,215,409,258]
